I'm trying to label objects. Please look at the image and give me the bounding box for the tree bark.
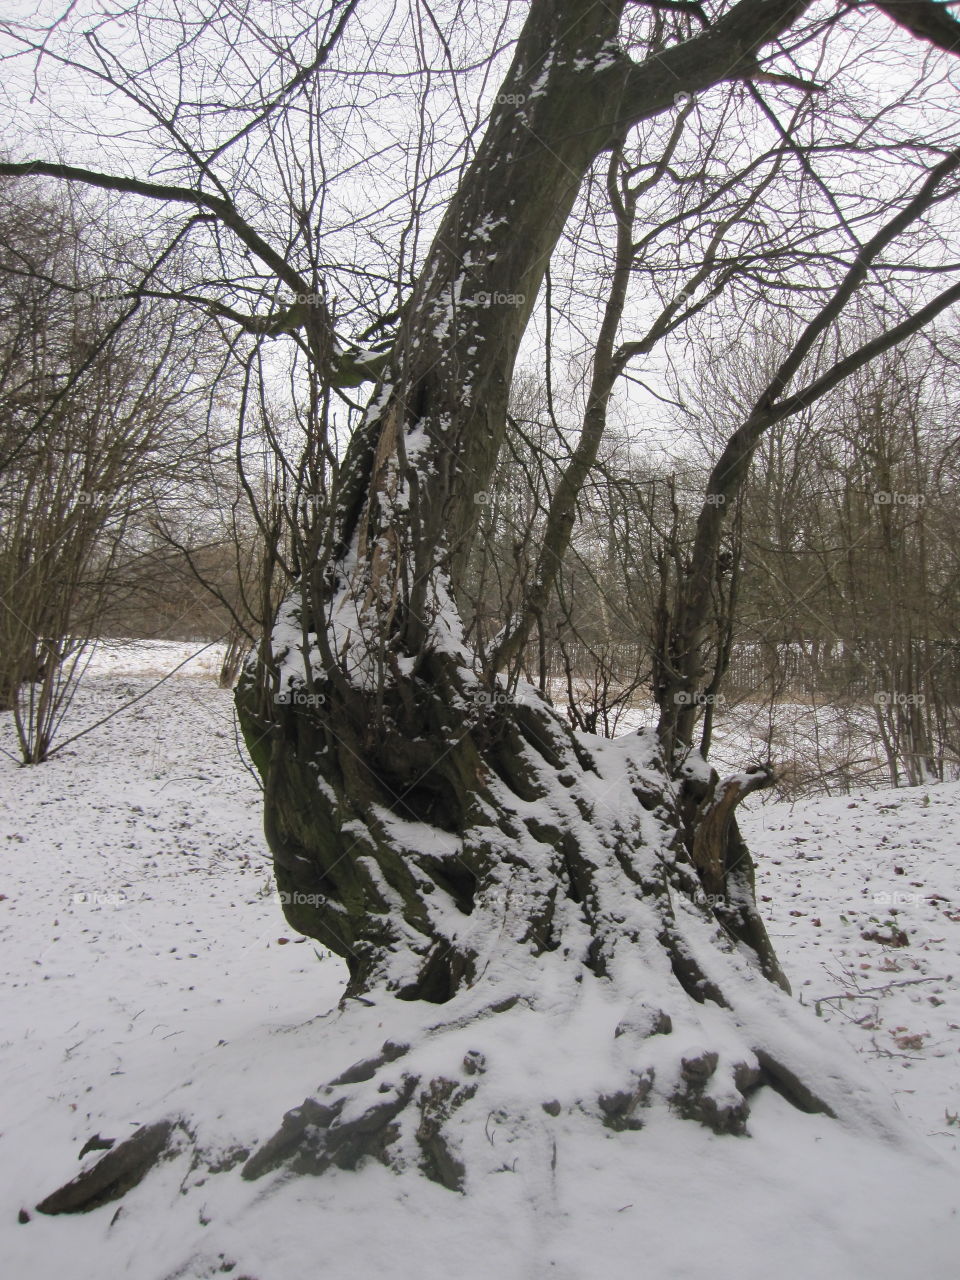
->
[233,0,875,1187]
[238,0,810,997]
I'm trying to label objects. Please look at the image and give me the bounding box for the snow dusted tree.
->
[8,0,960,1198]
[229,0,960,1184]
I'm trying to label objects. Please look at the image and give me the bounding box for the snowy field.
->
[1,642,959,1279]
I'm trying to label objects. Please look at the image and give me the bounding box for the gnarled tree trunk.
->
[234,0,882,1191]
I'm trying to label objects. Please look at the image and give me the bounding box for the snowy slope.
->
[1,655,959,1279]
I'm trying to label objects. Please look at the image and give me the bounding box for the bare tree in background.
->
[0,180,215,759]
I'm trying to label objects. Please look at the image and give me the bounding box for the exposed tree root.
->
[36,1120,186,1215]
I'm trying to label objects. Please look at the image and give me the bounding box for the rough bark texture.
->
[229,0,864,1192]
[238,0,815,994]
[238,652,787,1004]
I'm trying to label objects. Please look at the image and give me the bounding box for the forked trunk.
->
[231,0,880,1192]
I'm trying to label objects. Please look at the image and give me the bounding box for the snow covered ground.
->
[744,784,960,1157]
[1,645,959,1279]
